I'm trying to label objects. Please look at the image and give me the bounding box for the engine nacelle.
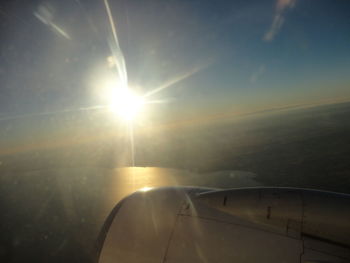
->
[97,187,350,263]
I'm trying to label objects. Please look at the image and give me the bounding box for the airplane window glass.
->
[0,0,349,262]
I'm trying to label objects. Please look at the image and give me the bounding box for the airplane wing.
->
[97,187,350,263]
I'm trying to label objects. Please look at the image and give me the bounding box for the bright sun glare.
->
[108,87,145,122]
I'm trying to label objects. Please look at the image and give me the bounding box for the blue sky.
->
[0,0,349,122]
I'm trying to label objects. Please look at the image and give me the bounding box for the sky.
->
[0,0,350,123]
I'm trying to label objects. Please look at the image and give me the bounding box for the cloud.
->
[263,0,296,42]
[250,65,266,84]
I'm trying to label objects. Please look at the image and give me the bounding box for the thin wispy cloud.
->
[250,65,266,84]
[263,0,296,42]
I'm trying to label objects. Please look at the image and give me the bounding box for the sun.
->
[108,87,145,122]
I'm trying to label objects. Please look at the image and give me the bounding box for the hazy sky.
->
[0,0,350,122]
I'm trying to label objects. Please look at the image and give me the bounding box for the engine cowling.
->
[97,187,350,263]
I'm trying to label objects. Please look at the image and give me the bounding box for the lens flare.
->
[108,87,145,122]
[139,186,153,192]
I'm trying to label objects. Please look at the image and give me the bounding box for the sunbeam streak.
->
[34,3,70,39]
[103,0,128,88]
[103,0,140,172]
[144,61,213,98]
